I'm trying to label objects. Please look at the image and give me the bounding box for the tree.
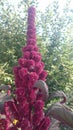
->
[0,0,37,85]
[37,0,73,95]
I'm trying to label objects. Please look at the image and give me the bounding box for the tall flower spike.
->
[27,7,36,45]
[3,6,50,130]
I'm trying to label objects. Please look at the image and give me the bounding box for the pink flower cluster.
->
[2,6,50,130]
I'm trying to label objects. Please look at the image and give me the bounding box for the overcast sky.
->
[7,0,73,12]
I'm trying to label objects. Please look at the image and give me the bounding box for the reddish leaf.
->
[49,118,60,130]
[33,80,49,101]
[46,102,73,128]
[50,90,67,103]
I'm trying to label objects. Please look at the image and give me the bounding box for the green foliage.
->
[0,0,26,84]
[0,0,39,85]
[38,0,73,96]
[0,0,73,107]
[0,0,73,129]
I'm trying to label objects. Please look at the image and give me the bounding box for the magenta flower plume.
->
[3,6,50,130]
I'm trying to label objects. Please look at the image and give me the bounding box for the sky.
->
[7,0,73,12]
[7,0,51,11]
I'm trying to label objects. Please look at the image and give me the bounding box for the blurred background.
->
[0,0,73,129]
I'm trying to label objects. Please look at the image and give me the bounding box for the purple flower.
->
[22,45,34,52]
[38,117,50,130]
[28,72,38,85]
[30,51,37,58]
[26,59,35,71]
[8,127,18,130]
[39,70,48,81]
[34,54,41,62]
[34,100,44,112]
[16,88,25,97]
[18,101,29,117]
[23,51,30,59]
[3,6,50,130]
[28,89,36,103]
[27,38,36,45]
[18,67,28,79]
[21,118,32,130]
[18,58,27,67]
[0,119,6,130]
[28,6,36,15]
[35,64,43,74]
[33,110,44,126]
[13,66,20,76]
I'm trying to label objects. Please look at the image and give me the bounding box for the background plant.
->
[0,0,73,129]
